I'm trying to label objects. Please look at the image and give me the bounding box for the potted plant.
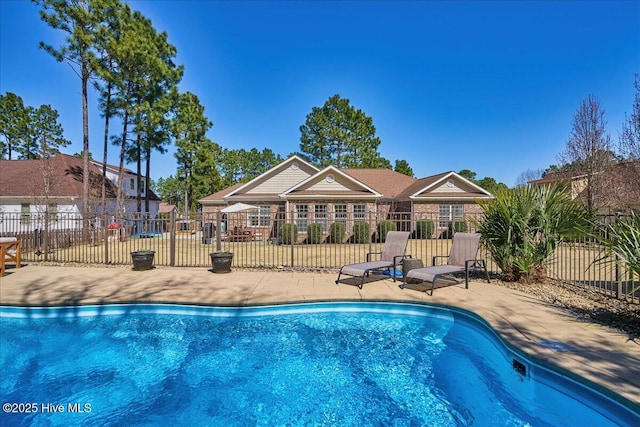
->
[210,251,233,273]
[131,250,155,271]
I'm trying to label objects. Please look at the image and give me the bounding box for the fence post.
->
[290,211,295,267]
[615,254,622,299]
[612,213,619,299]
[216,210,222,252]
[169,209,176,266]
[368,211,373,254]
[103,211,109,265]
[43,210,49,262]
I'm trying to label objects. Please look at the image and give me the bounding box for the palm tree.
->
[477,183,593,282]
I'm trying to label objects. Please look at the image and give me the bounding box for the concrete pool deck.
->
[1,264,639,409]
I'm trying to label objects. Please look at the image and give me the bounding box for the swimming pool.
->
[0,302,638,426]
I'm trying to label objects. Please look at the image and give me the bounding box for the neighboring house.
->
[531,161,640,214]
[90,159,150,201]
[0,153,161,233]
[199,155,493,240]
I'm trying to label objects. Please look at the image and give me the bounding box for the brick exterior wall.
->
[202,200,484,243]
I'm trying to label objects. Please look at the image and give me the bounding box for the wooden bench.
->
[226,229,254,242]
[0,237,21,276]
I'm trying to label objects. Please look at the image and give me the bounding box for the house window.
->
[20,204,30,225]
[334,204,347,225]
[438,204,464,228]
[48,203,58,222]
[129,178,135,190]
[295,204,309,230]
[248,205,271,227]
[141,179,146,195]
[314,204,328,230]
[353,204,366,221]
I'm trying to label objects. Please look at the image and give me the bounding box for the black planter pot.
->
[131,250,155,271]
[210,252,233,273]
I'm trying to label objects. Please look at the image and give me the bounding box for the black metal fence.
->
[1,210,637,303]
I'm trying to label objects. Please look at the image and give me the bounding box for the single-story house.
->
[199,155,493,240]
[530,161,640,214]
[0,153,161,233]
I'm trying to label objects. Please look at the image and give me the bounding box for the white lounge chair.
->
[335,231,410,289]
[401,232,489,295]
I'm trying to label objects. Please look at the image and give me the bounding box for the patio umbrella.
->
[221,203,260,213]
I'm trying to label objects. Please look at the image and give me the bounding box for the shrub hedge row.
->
[280,220,467,243]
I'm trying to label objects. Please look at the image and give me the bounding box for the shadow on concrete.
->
[9,273,256,311]
[335,273,399,288]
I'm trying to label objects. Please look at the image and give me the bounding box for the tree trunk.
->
[145,143,151,213]
[101,80,112,265]
[136,134,142,213]
[101,76,112,219]
[116,110,130,219]
[82,59,90,240]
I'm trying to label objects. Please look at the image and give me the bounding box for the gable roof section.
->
[529,171,575,184]
[199,182,244,205]
[280,166,382,200]
[158,202,177,214]
[398,171,493,201]
[0,153,161,201]
[90,159,135,176]
[198,156,496,206]
[225,155,319,200]
[0,154,118,198]
[89,159,161,200]
[342,168,416,200]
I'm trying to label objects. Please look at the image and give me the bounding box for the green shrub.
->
[415,220,435,239]
[353,221,370,244]
[376,220,397,242]
[448,220,468,235]
[306,223,323,244]
[330,222,346,243]
[280,223,298,245]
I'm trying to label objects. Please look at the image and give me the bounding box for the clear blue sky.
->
[1,0,639,187]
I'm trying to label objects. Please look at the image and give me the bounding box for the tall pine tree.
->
[299,94,389,168]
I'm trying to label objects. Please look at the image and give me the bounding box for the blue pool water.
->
[0,302,638,426]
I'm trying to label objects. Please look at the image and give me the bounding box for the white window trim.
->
[248,205,271,227]
[295,204,309,230]
[438,204,464,228]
